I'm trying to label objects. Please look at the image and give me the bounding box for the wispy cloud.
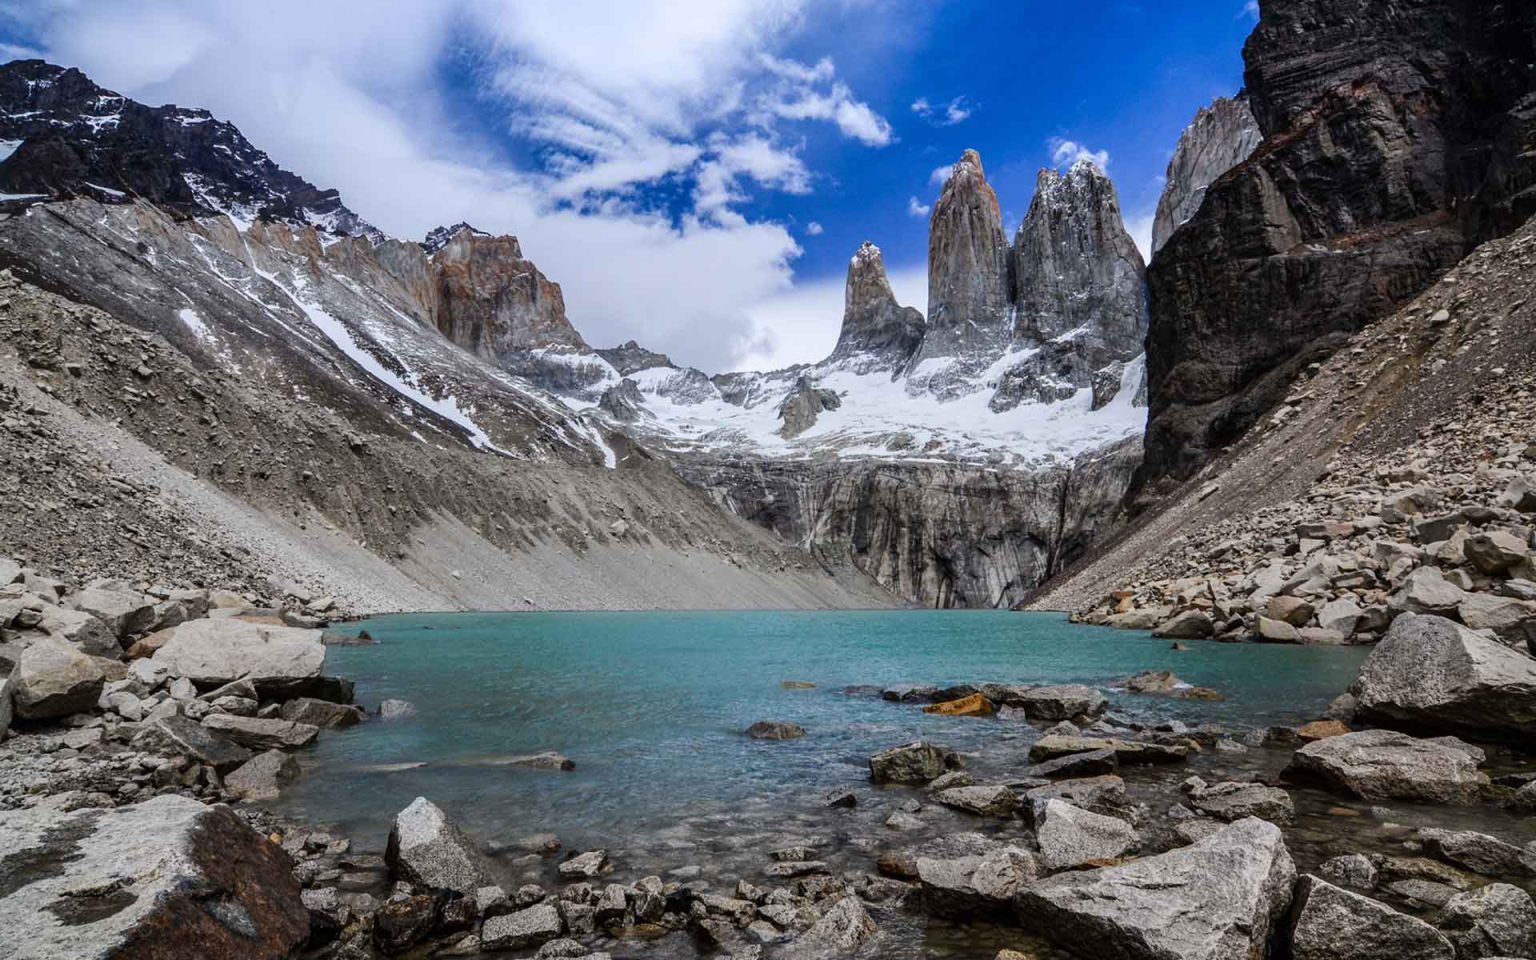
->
[907,195,931,217]
[1048,137,1111,170]
[1241,0,1260,21]
[804,220,823,235]
[911,94,972,126]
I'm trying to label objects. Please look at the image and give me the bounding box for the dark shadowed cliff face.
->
[1138,0,1536,498]
[916,149,1011,364]
[1151,96,1262,255]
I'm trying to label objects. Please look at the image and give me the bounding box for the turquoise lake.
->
[274,610,1370,858]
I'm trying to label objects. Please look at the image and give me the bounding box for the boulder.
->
[934,785,1018,817]
[1026,748,1117,780]
[0,677,11,737]
[1008,684,1107,720]
[1029,735,1190,765]
[1298,719,1350,741]
[881,683,939,702]
[10,636,107,718]
[481,903,562,951]
[74,584,157,640]
[557,850,609,879]
[379,698,417,719]
[1464,531,1529,574]
[373,894,440,953]
[1283,729,1488,804]
[1439,882,1536,958]
[1417,828,1535,877]
[1389,568,1467,615]
[1457,593,1536,639]
[201,714,320,750]
[225,749,301,800]
[1266,596,1315,626]
[924,693,995,717]
[385,797,494,894]
[917,844,1039,919]
[149,618,326,698]
[131,715,253,772]
[1153,610,1214,640]
[1289,875,1453,960]
[1319,854,1378,890]
[1354,614,1536,738]
[1014,818,1294,960]
[0,795,307,959]
[1317,597,1364,637]
[1124,669,1183,693]
[1181,777,1294,823]
[869,740,955,783]
[1034,799,1135,870]
[36,605,119,656]
[279,697,364,728]
[746,720,806,740]
[1256,616,1301,643]
[805,895,877,952]
[1024,775,1126,812]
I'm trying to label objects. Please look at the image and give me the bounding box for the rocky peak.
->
[427,230,587,358]
[596,340,675,376]
[0,59,377,239]
[777,376,841,439]
[831,241,925,368]
[422,222,490,254]
[1151,95,1261,256]
[918,148,1011,362]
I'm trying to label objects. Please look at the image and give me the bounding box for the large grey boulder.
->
[73,584,157,640]
[1030,735,1190,765]
[1006,684,1107,720]
[10,636,106,718]
[36,604,119,656]
[1283,729,1488,804]
[201,714,320,750]
[1034,799,1135,871]
[1289,875,1453,960]
[869,740,954,783]
[1354,613,1536,738]
[385,797,494,894]
[805,895,877,952]
[1439,882,1536,958]
[481,903,562,951]
[1389,568,1468,615]
[149,617,326,697]
[224,749,301,800]
[1181,777,1295,823]
[1417,828,1535,878]
[131,715,253,772]
[0,795,308,960]
[917,843,1039,919]
[934,784,1018,817]
[1014,818,1294,960]
[279,696,363,728]
[1153,609,1215,640]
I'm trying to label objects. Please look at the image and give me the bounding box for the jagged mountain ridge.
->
[0,60,377,239]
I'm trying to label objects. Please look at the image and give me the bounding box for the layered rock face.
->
[830,241,925,369]
[427,226,587,359]
[998,159,1148,410]
[1150,95,1261,255]
[0,59,375,238]
[917,149,1011,364]
[1140,0,1536,495]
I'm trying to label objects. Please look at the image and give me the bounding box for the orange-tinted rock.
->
[1298,720,1350,742]
[923,693,996,717]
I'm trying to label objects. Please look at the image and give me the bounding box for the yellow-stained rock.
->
[1298,719,1350,741]
[923,693,995,717]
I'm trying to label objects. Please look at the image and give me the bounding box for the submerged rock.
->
[1014,818,1295,960]
[869,740,956,783]
[0,795,308,960]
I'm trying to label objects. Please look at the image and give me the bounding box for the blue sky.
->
[0,1,1255,371]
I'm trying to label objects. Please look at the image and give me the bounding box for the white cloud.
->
[1048,137,1111,170]
[911,95,971,126]
[804,221,823,235]
[907,196,931,217]
[4,0,903,371]
[929,163,955,186]
[1241,0,1260,21]
[1124,210,1155,262]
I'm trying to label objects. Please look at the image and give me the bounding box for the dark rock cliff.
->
[1151,95,1262,255]
[1139,0,1536,499]
[830,241,925,369]
[915,149,1011,365]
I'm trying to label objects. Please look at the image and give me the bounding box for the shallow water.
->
[275,611,1367,849]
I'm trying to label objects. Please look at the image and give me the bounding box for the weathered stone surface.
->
[919,149,1010,364]
[1029,735,1189,765]
[37,605,119,656]
[131,714,252,772]
[1355,614,1536,738]
[869,740,954,783]
[746,720,806,740]
[385,797,494,894]
[1153,610,1214,640]
[10,636,106,719]
[1152,94,1262,255]
[1417,828,1535,878]
[917,844,1039,919]
[1465,531,1529,574]
[1026,748,1117,780]
[224,749,302,801]
[1289,875,1453,960]
[935,785,1018,818]
[150,618,326,696]
[1008,684,1107,720]
[481,903,563,952]
[805,895,877,952]
[1439,882,1536,959]
[1034,799,1135,870]
[201,714,320,750]
[279,696,364,728]
[1181,777,1294,824]
[1014,818,1295,960]
[776,376,842,440]
[1024,775,1126,812]
[1283,729,1488,804]
[0,795,307,960]
[74,584,157,640]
